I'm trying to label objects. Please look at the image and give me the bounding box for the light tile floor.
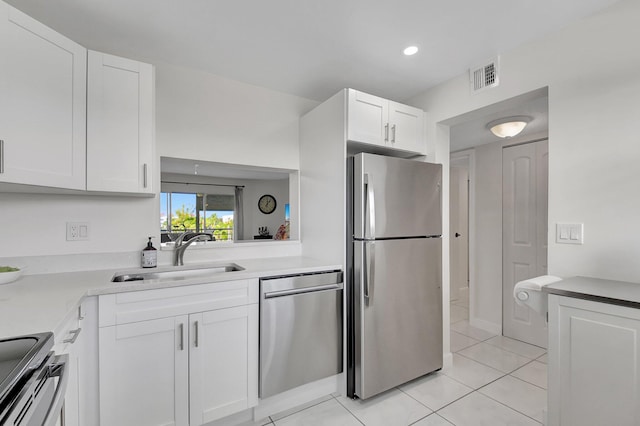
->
[253,292,547,425]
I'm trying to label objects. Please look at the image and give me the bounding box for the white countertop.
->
[0,256,341,339]
[543,276,640,308]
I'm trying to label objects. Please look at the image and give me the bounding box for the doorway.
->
[450,155,470,303]
[444,87,549,345]
[502,139,548,348]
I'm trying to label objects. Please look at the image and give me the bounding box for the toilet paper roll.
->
[513,275,562,314]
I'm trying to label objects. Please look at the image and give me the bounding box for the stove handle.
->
[43,354,70,426]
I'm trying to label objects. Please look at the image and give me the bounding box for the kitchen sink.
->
[111,263,245,282]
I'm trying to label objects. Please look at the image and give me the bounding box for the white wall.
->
[155,62,318,170]
[242,179,290,240]
[0,62,317,260]
[472,141,503,328]
[410,0,640,331]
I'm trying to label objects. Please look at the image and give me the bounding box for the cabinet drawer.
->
[99,279,259,327]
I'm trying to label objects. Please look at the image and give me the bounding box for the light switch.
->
[559,227,569,240]
[570,227,579,240]
[556,223,583,245]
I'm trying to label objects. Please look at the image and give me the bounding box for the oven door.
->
[2,354,69,426]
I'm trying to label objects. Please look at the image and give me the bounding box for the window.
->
[160,192,234,242]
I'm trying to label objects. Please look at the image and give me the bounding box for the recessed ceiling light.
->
[403,46,419,56]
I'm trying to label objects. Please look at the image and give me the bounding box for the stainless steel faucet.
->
[173,232,210,266]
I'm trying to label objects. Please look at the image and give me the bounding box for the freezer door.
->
[353,238,442,399]
[353,153,442,239]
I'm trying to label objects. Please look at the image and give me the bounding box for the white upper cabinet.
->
[347,90,388,146]
[0,2,87,190]
[347,89,425,155]
[87,51,154,194]
[388,101,425,154]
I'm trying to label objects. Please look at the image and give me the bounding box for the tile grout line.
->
[481,338,546,358]
[455,343,543,373]
[475,387,544,425]
[331,393,367,426]
[395,384,439,413]
[506,360,548,391]
[432,372,543,426]
[469,360,546,424]
[268,396,335,424]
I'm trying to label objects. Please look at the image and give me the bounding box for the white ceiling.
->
[161,157,291,180]
[448,89,549,151]
[7,0,620,102]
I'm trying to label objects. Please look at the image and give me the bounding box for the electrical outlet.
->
[66,222,90,241]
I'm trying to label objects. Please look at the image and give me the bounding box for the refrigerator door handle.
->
[364,173,376,239]
[363,241,375,304]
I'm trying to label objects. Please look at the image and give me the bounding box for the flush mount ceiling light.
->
[486,116,532,138]
[403,46,419,56]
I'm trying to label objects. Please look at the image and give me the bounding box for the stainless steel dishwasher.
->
[259,270,343,398]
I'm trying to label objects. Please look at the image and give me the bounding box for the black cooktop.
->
[0,332,53,406]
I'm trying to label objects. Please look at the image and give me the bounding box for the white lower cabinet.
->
[100,316,190,426]
[98,280,259,426]
[548,295,640,426]
[189,306,258,424]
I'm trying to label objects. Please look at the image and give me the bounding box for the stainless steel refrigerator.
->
[347,152,443,400]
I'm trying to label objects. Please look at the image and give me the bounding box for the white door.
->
[87,50,154,193]
[502,140,548,347]
[189,305,258,425]
[99,316,189,426]
[449,163,469,302]
[0,3,86,190]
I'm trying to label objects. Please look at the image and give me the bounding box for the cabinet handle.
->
[179,323,184,351]
[143,163,148,188]
[384,124,389,142]
[194,321,199,348]
[0,140,4,174]
[78,305,84,320]
[391,125,396,143]
[63,328,81,344]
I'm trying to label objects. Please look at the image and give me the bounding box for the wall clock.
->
[258,194,277,214]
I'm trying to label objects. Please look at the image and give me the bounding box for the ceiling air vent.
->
[470,56,500,93]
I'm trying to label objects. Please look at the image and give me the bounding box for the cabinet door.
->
[87,50,154,193]
[0,3,86,190]
[99,316,189,426]
[388,101,425,154]
[189,305,258,425]
[347,89,388,146]
[548,295,640,426]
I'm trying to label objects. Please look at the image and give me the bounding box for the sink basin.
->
[112,263,245,282]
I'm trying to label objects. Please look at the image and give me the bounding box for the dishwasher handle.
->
[263,282,343,299]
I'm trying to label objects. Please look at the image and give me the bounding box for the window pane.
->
[170,193,197,232]
[160,192,169,231]
[205,209,234,241]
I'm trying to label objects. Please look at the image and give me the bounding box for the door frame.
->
[450,149,475,324]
